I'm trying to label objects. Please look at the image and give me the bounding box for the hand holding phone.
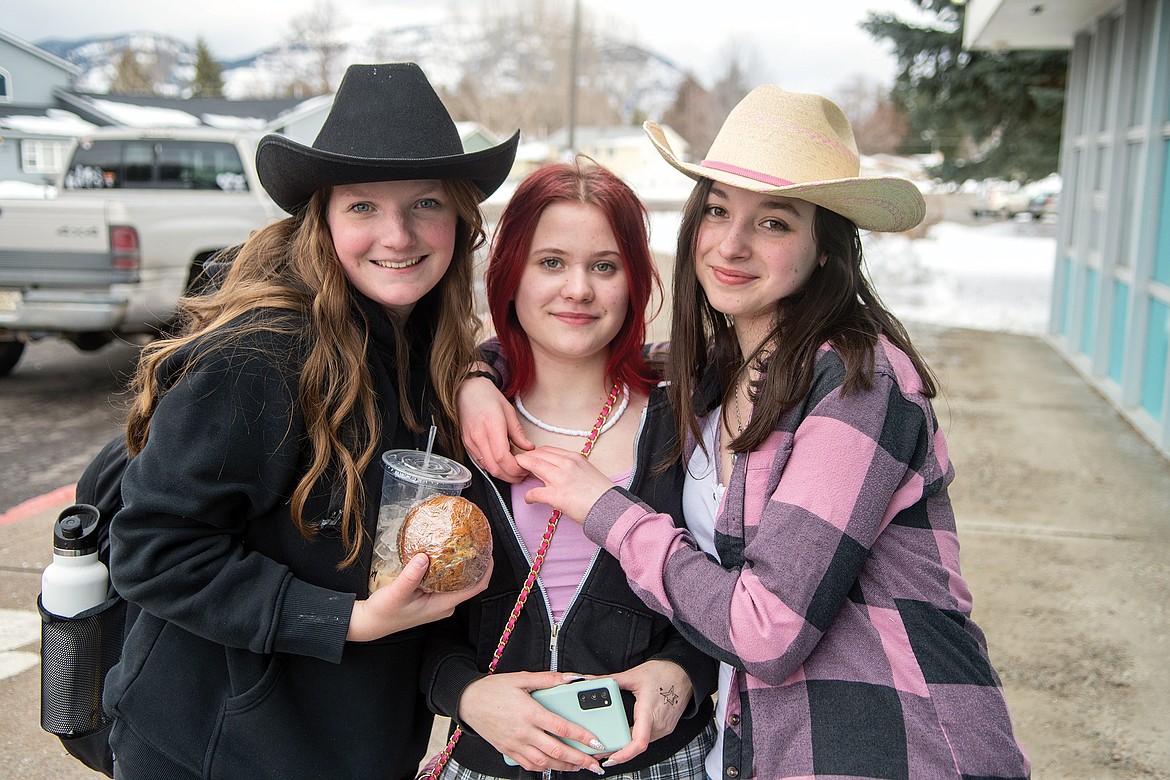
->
[503,678,632,766]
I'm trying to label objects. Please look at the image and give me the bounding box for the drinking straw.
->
[417,422,438,499]
[423,422,437,466]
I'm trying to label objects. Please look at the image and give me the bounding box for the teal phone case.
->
[502,678,632,766]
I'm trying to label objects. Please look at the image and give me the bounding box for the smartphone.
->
[502,678,632,766]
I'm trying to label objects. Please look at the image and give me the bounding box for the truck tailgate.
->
[0,199,128,288]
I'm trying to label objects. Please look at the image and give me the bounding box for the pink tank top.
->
[511,466,632,621]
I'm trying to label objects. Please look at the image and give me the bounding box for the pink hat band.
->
[700,160,795,188]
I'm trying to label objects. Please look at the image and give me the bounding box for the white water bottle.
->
[40,504,109,618]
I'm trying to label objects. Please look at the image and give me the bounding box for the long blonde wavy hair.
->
[124,179,486,568]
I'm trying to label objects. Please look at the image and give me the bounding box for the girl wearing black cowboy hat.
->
[102,63,517,779]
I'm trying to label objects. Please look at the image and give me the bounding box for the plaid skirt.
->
[438,720,715,780]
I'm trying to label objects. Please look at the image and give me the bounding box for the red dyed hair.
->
[486,159,660,398]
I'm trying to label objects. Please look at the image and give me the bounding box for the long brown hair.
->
[666,177,937,461]
[125,179,485,568]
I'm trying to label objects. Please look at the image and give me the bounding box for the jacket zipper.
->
[472,397,650,673]
[475,463,606,673]
[476,462,561,668]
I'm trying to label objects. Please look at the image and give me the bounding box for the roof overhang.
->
[0,29,82,76]
[962,0,1120,50]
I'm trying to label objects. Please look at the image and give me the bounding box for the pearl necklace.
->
[515,385,630,438]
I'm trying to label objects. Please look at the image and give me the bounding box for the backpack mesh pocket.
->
[39,594,126,737]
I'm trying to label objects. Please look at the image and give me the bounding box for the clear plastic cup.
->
[369,449,472,593]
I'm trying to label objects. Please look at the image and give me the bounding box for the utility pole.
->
[567,0,581,154]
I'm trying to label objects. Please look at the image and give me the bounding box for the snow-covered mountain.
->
[36,25,687,127]
[38,33,201,97]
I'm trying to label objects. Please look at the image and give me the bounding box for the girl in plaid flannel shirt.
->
[463,87,1030,780]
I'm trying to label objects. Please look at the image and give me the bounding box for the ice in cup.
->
[370,449,472,593]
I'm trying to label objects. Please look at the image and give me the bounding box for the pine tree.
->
[191,37,224,98]
[861,0,1067,183]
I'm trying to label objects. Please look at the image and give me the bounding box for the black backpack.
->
[39,433,131,778]
[39,248,235,775]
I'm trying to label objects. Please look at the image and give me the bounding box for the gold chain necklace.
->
[732,368,752,436]
[732,390,747,436]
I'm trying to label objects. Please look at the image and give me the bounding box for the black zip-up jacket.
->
[421,384,717,778]
[105,293,441,779]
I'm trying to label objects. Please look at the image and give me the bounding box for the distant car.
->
[971,183,1031,219]
[1027,192,1059,220]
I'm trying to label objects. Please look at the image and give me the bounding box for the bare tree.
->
[661,53,752,160]
[439,0,620,138]
[661,75,722,160]
[110,47,157,95]
[834,76,909,155]
[282,0,346,96]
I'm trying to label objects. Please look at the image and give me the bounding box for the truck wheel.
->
[0,340,26,377]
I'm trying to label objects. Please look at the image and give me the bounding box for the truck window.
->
[65,140,250,191]
[123,142,155,185]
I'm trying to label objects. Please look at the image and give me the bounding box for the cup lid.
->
[381,449,472,490]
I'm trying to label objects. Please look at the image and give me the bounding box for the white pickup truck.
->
[0,127,284,376]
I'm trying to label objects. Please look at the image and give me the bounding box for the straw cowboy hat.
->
[257,62,519,214]
[644,85,925,233]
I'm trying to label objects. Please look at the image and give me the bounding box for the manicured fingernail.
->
[600,758,615,768]
[587,765,604,776]
[589,739,604,750]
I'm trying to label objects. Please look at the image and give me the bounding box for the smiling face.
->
[513,201,629,369]
[695,183,825,350]
[326,179,458,316]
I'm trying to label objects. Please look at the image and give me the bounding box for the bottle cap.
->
[52,503,102,555]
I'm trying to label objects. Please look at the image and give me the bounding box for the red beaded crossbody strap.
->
[418,382,622,780]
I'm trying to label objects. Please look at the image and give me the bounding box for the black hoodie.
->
[106,291,442,779]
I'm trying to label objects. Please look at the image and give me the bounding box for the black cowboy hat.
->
[256,62,520,214]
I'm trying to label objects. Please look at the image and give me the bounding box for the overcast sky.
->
[1,0,932,98]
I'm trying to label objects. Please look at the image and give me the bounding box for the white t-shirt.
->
[680,407,733,780]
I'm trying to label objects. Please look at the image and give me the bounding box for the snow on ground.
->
[864,219,1056,336]
[0,166,1055,336]
[648,210,1057,337]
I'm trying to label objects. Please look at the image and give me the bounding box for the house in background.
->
[1,27,520,192]
[0,28,335,185]
[0,28,82,182]
[965,0,1170,459]
[543,124,694,205]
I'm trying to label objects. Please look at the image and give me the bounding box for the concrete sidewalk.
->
[2,326,1167,779]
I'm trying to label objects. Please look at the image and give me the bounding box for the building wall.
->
[0,135,25,181]
[0,39,72,106]
[1,35,78,184]
[1049,0,1170,457]
[0,137,71,184]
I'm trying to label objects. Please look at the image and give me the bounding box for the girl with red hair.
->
[421,159,716,778]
